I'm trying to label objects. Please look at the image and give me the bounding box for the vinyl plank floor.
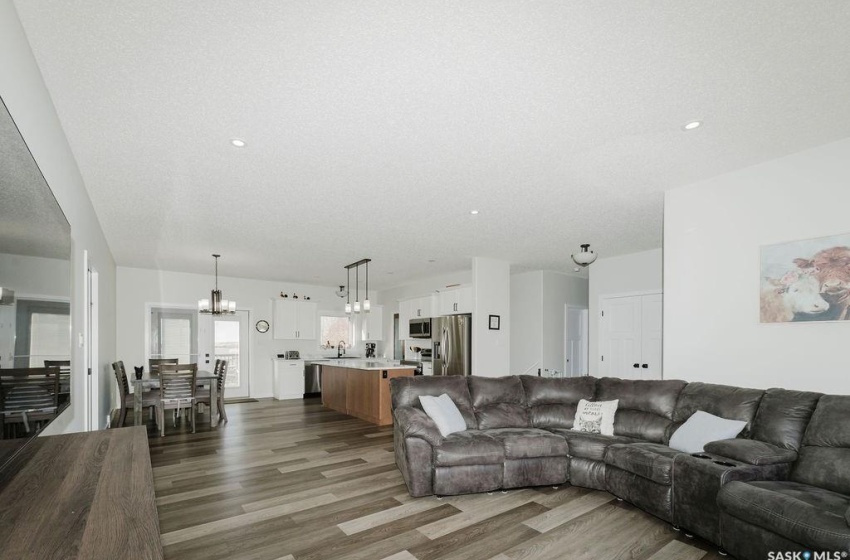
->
[147,397,733,560]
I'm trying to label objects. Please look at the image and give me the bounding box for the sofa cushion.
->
[468,376,529,429]
[668,411,747,453]
[604,443,682,485]
[597,378,687,443]
[704,438,798,466]
[391,376,478,429]
[419,394,467,437]
[521,375,597,429]
[486,428,569,459]
[550,428,638,461]
[433,431,504,467]
[718,480,850,551]
[750,388,822,451]
[792,395,850,496]
[672,382,763,435]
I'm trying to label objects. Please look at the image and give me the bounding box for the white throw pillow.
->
[668,411,748,453]
[572,399,619,436]
[419,393,467,437]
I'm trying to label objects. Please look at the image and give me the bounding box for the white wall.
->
[510,270,588,376]
[117,267,348,399]
[588,248,662,376]
[665,138,850,394]
[0,253,70,299]
[1,1,117,434]
[472,257,510,377]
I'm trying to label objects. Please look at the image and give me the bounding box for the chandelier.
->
[198,254,236,314]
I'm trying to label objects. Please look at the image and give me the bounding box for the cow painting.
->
[760,234,850,323]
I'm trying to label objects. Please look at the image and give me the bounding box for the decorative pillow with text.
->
[571,399,619,436]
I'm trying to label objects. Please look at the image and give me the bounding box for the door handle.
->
[641,364,649,369]
[633,363,640,368]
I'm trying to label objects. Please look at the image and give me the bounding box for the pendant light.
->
[571,244,597,267]
[345,267,352,314]
[198,254,236,314]
[363,261,371,313]
[353,265,361,313]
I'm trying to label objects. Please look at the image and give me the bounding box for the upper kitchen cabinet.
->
[361,305,384,341]
[398,294,436,339]
[438,286,472,315]
[273,299,317,340]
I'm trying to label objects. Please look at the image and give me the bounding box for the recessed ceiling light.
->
[470,210,479,215]
[682,121,702,131]
[230,138,246,147]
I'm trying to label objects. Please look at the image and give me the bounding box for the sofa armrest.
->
[394,406,444,447]
[703,439,797,466]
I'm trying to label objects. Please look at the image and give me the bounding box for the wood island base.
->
[321,365,414,425]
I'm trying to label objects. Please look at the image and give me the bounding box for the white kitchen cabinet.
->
[361,305,384,341]
[398,295,436,339]
[273,359,304,399]
[438,286,472,315]
[273,299,317,340]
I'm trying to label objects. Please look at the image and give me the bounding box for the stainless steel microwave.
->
[409,318,432,339]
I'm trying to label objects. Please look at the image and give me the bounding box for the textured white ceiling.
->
[12,1,850,289]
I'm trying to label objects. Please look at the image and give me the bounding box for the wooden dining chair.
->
[149,358,178,377]
[0,367,60,439]
[156,363,197,437]
[112,361,158,427]
[195,359,228,423]
[44,360,71,403]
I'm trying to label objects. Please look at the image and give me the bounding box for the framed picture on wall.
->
[489,315,500,330]
[760,232,850,323]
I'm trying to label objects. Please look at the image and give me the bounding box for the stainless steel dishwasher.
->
[304,361,323,398]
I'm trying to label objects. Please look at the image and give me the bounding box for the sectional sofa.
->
[389,375,850,559]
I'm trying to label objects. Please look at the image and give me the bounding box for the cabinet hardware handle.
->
[633,363,640,368]
[641,364,648,368]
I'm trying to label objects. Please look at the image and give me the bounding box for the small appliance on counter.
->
[365,343,376,358]
[285,350,300,360]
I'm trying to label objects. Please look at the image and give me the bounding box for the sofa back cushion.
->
[468,376,529,429]
[596,377,687,443]
[673,382,763,435]
[520,375,597,429]
[792,395,850,495]
[750,388,822,451]
[390,376,477,429]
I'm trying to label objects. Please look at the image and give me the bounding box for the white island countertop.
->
[322,359,416,371]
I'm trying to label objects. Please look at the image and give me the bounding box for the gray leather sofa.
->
[390,375,849,559]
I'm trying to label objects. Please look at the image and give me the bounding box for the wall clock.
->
[255,320,270,333]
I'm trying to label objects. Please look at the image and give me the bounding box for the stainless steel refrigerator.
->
[432,314,472,376]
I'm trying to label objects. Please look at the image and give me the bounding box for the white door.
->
[565,306,588,376]
[641,294,663,379]
[199,311,250,398]
[86,260,100,430]
[599,293,663,379]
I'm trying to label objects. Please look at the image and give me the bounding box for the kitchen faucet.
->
[337,340,347,359]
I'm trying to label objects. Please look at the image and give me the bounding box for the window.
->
[150,307,197,363]
[13,299,70,368]
[319,315,353,349]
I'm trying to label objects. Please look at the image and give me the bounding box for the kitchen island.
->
[321,360,416,425]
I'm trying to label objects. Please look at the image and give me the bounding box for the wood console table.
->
[0,426,163,559]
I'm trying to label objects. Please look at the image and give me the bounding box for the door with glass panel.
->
[198,311,250,399]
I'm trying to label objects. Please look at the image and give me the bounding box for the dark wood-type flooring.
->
[146,398,729,560]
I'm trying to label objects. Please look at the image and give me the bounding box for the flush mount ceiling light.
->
[335,285,348,298]
[230,138,246,147]
[571,244,598,267]
[682,121,702,131]
[198,254,236,314]
[343,258,371,314]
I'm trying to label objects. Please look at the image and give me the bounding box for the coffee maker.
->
[365,343,376,358]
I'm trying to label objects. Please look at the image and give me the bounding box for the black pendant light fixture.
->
[198,254,236,314]
[343,258,371,314]
[345,267,352,314]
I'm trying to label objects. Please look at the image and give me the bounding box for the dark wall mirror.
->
[0,96,71,469]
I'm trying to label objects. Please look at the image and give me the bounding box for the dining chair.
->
[156,363,197,437]
[112,361,158,427]
[44,360,71,402]
[195,359,228,423]
[0,367,60,439]
[149,358,178,377]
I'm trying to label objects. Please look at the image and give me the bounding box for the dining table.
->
[132,370,218,426]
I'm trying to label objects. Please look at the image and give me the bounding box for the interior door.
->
[565,306,588,377]
[640,294,663,379]
[198,310,250,398]
[600,295,642,378]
